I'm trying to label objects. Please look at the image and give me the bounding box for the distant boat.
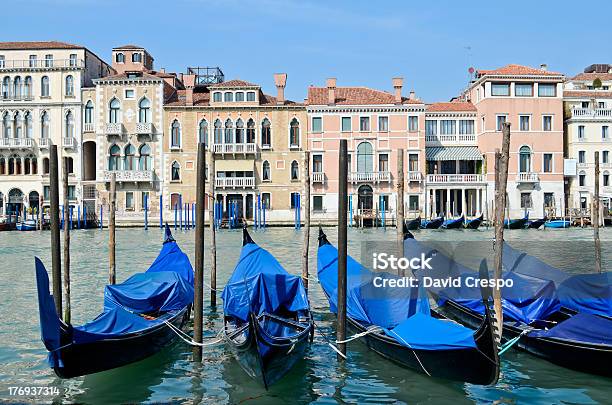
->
[0,218,16,232]
[504,214,529,229]
[464,214,484,230]
[16,219,37,231]
[442,215,465,229]
[544,219,571,229]
[421,216,444,229]
[405,216,421,230]
[527,217,547,229]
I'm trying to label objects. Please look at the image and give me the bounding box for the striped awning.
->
[426,147,483,161]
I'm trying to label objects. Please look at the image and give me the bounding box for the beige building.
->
[0,41,111,218]
[164,72,307,224]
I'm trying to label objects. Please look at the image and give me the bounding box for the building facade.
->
[564,64,612,213]
[0,41,111,218]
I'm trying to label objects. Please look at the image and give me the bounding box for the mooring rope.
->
[384,329,431,377]
[312,321,347,360]
[164,320,225,347]
[335,326,383,344]
[498,328,532,356]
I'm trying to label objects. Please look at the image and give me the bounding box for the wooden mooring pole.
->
[209,153,217,307]
[62,157,71,323]
[49,145,62,316]
[193,142,206,360]
[396,149,405,267]
[594,151,602,273]
[337,139,348,358]
[302,151,311,290]
[493,122,511,335]
[109,173,116,285]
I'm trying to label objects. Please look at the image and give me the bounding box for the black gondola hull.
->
[443,216,465,229]
[422,217,444,229]
[505,217,529,229]
[465,215,484,230]
[406,217,421,230]
[527,218,547,229]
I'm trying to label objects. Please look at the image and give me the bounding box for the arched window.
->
[247,118,255,143]
[108,144,120,170]
[236,91,245,102]
[291,160,299,180]
[235,119,244,143]
[261,118,271,148]
[198,119,208,145]
[356,142,373,172]
[604,170,610,187]
[519,146,531,173]
[0,156,5,175]
[66,157,74,174]
[24,76,32,99]
[2,77,9,99]
[84,100,94,124]
[171,161,181,181]
[289,118,300,147]
[13,76,22,99]
[124,144,136,170]
[43,157,49,174]
[213,92,222,102]
[262,160,271,181]
[579,170,586,187]
[65,111,74,138]
[24,156,31,175]
[65,75,74,96]
[139,144,152,170]
[24,112,32,138]
[2,112,10,138]
[171,120,181,147]
[8,156,14,174]
[109,98,121,123]
[40,111,49,139]
[132,53,142,63]
[14,112,22,138]
[210,118,222,144]
[115,52,125,63]
[224,119,233,144]
[138,98,151,123]
[13,155,21,174]
[41,76,50,97]
[31,156,37,174]
[224,92,233,102]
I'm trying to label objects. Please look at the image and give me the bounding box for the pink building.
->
[306,78,425,224]
[463,64,565,219]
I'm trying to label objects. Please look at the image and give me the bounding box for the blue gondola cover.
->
[528,313,612,346]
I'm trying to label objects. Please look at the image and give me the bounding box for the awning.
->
[215,159,254,172]
[426,147,483,161]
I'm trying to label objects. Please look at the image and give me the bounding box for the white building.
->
[0,41,111,218]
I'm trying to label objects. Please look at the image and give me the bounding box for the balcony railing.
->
[215,177,255,188]
[212,143,258,154]
[571,108,612,118]
[0,59,85,70]
[62,137,74,148]
[136,122,153,135]
[38,138,50,149]
[103,170,154,182]
[83,123,94,132]
[348,171,391,183]
[105,123,123,135]
[426,174,485,184]
[425,134,476,145]
[0,138,34,149]
[312,172,325,183]
[1,94,35,101]
[407,171,423,182]
[516,172,539,183]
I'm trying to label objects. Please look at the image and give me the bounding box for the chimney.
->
[183,74,196,106]
[409,90,416,100]
[160,67,166,73]
[327,78,337,105]
[540,63,548,71]
[274,73,287,105]
[392,77,403,104]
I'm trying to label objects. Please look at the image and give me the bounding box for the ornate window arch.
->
[262,160,271,181]
[261,118,271,147]
[519,145,531,173]
[84,100,94,124]
[65,111,74,138]
[124,144,136,170]
[246,118,255,143]
[65,75,74,96]
[138,97,151,123]
[235,118,244,143]
[13,76,22,99]
[41,76,50,97]
[171,119,181,147]
[24,112,32,138]
[139,144,152,170]
[2,112,10,138]
[109,98,121,123]
[291,160,299,181]
[289,118,300,147]
[2,76,10,99]
[108,144,121,170]
[40,111,49,138]
[356,141,373,172]
[24,76,32,99]
[214,119,222,144]
[171,161,181,181]
[224,118,233,144]
[198,119,208,145]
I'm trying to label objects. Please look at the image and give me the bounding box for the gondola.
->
[222,228,313,389]
[442,215,464,229]
[421,216,444,229]
[17,219,37,231]
[408,237,612,376]
[504,214,529,229]
[34,225,194,378]
[317,228,500,385]
[405,216,421,231]
[544,219,571,228]
[465,214,484,230]
[527,217,547,229]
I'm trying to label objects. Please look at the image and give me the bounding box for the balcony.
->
[407,171,423,182]
[62,137,75,149]
[312,172,325,183]
[136,122,153,135]
[215,177,255,189]
[38,138,50,149]
[212,143,258,155]
[516,172,539,183]
[570,108,612,119]
[103,170,154,183]
[0,138,34,149]
[348,171,391,183]
[83,123,94,132]
[105,123,123,136]
[426,174,485,184]
[0,58,85,70]
[425,134,476,146]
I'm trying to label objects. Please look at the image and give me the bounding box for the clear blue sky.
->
[2,0,610,103]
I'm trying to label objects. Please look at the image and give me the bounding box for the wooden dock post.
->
[493,122,511,335]
[396,149,405,265]
[337,139,348,358]
[108,173,116,285]
[62,158,71,323]
[302,151,311,290]
[209,153,217,307]
[594,151,602,273]
[49,145,62,316]
[193,142,206,360]
[144,193,148,230]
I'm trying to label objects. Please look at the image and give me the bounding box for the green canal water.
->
[0,226,611,404]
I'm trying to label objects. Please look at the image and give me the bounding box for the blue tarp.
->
[529,313,612,346]
[317,241,476,350]
[34,258,61,352]
[222,241,309,322]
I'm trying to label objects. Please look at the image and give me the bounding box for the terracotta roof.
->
[208,79,259,88]
[96,71,162,82]
[564,90,612,99]
[306,86,422,105]
[0,41,82,50]
[112,44,145,50]
[570,72,612,82]
[477,64,562,77]
[427,102,476,112]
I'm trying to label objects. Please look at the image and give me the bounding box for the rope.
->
[498,328,531,356]
[335,326,383,344]
[384,329,431,377]
[164,320,225,347]
[312,320,347,360]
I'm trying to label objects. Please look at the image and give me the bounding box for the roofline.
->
[468,72,565,91]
